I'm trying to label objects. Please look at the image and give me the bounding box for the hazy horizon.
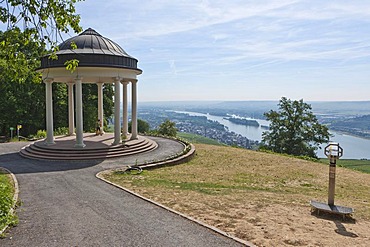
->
[138,99,370,103]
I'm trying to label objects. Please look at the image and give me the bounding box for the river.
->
[176,111,370,159]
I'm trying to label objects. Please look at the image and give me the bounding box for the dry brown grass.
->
[104,144,370,246]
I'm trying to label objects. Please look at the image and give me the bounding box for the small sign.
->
[17,125,22,129]
[10,127,14,130]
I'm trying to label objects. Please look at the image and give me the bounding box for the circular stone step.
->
[19,133,158,160]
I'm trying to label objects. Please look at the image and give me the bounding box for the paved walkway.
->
[0,138,245,246]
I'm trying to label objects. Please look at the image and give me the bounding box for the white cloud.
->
[74,0,370,101]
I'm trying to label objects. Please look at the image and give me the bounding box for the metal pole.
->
[328,157,336,206]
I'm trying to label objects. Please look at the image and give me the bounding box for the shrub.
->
[54,127,69,136]
[35,130,46,139]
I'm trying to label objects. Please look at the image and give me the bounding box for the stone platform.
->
[19,133,158,160]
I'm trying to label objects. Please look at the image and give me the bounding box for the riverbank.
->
[328,130,370,141]
[176,111,370,159]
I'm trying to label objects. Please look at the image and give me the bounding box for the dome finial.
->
[79,28,102,37]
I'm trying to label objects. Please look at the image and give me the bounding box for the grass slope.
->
[104,143,370,246]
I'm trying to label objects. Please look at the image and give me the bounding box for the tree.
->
[0,28,46,136]
[157,119,177,137]
[1,0,83,76]
[261,97,330,158]
[0,1,82,47]
[0,1,83,137]
[129,119,150,134]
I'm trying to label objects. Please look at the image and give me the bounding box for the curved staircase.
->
[19,134,158,160]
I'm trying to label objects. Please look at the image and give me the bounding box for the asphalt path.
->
[0,138,245,247]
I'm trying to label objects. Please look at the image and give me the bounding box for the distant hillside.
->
[310,101,370,116]
[139,100,370,118]
[330,115,370,138]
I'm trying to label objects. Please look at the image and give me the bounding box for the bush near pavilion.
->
[129,119,150,134]
[157,119,177,137]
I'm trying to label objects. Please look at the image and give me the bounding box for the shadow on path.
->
[0,152,103,175]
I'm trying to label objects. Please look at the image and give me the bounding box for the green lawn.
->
[177,132,226,146]
[320,158,370,174]
[0,170,17,232]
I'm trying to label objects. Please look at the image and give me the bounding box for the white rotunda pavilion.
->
[37,28,141,148]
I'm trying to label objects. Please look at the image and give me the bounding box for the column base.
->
[74,143,86,148]
[121,133,130,141]
[112,141,121,146]
[45,141,56,146]
[69,133,76,136]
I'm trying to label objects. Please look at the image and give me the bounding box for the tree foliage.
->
[0,0,83,136]
[0,0,82,44]
[261,97,330,158]
[0,29,46,136]
[129,119,150,134]
[157,119,177,137]
[1,0,83,76]
[82,84,114,132]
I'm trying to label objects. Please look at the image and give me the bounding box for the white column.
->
[44,78,55,145]
[97,82,104,134]
[121,80,129,138]
[113,78,121,145]
[74,77,85,148]
[131,80,138,140]
[68,83,75,136]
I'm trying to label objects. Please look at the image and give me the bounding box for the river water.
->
[177,111,370,159]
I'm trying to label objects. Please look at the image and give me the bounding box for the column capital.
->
[96,82,104,90]
[74,77,83,83]
[114,76,123,82]
[120,80,129,85]
[44,78,54,84]
[130,79,138,84]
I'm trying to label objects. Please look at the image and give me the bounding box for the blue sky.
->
[72,0,370,102]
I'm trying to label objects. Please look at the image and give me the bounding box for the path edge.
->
[0,167,19,235]
[96,170,255,247]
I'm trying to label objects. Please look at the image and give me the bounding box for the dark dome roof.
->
[39,28,141,71]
